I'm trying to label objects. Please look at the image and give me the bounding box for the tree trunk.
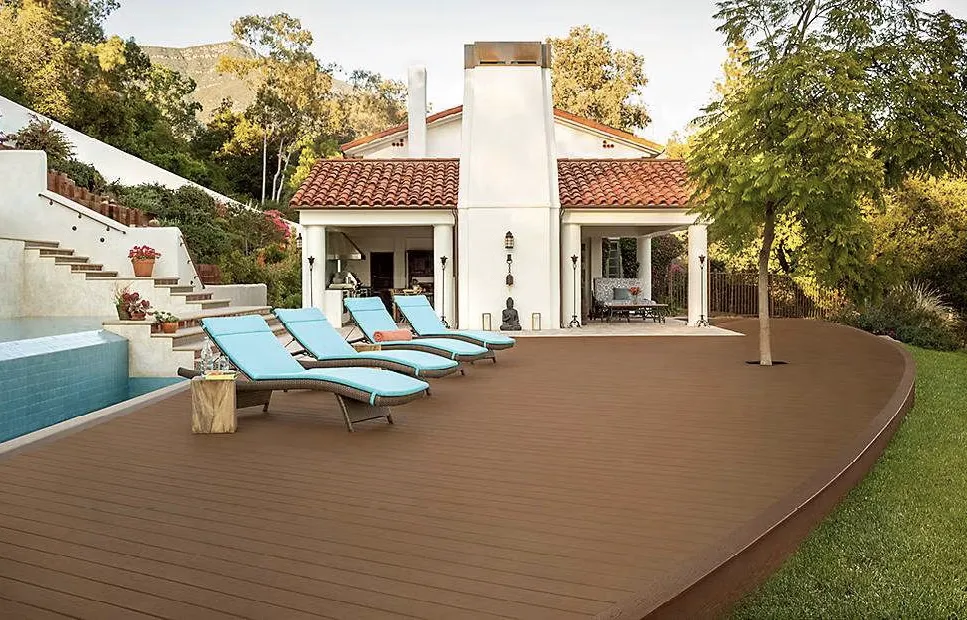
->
[271,137,286,203]
[260,132,268,206]
[758,204,777,366]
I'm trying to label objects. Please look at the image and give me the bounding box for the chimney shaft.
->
[407,66,427,158]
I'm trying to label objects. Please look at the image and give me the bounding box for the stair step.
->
[161,317,283,348]
[70,263,103,272]
[170,292,213,302]
[194,299,231,310]
[23,240,60,249]
[172,321,288,357]
[154,278,180,286]
[155,284,194,294]
[38,248,75,257]
[53,255,90,264]
[85,271,120,279]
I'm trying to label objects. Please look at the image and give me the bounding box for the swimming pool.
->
[0,319,184,443]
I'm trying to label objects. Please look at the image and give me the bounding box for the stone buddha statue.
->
[500,297,521,331]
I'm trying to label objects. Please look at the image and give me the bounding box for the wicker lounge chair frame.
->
[273,308,464,379]
[393,296,515,351]
[344,298,496,364]
[199,317,429,432]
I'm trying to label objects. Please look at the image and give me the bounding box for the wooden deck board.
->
[0,319,906,619]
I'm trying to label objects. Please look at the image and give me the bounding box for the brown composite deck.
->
[0,319,910,619]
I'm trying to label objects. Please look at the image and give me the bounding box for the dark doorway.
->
[370,252,395,309]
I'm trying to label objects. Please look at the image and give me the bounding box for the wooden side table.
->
[353,342,381,352]
[191,375,237,434]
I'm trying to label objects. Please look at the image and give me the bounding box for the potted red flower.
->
[629,285,642,302]
[129,245,162,277]
[118,290,152,320]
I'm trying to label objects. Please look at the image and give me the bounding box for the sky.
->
[106,0,967,144]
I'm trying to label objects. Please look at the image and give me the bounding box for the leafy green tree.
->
[688,0,967,365]
[11,114,74,160]
[219,13,335,204]
[548,25,650,132]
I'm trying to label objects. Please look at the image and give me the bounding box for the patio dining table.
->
[604,300,668,323]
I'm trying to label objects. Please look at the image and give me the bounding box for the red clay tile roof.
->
[557,159,690,207]
[293,158,690,209]
[339,106,664,154]
[290,159,459,207]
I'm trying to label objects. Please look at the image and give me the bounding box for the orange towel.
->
[374,329,412,342]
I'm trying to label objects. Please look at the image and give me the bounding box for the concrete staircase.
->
[22,239,273,376]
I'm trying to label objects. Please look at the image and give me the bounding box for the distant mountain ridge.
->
[143,41,349,121]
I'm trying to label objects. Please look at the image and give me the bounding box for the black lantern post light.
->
[439,255,450,328]
[504,231,515,286]
[568,254,581,328]
[697,254,709,327]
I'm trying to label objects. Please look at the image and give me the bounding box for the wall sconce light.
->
[295,233,303,250]
[531,312,541,331]
[482,312,492,330]
[504,231,515,250]
[505,253,514,286]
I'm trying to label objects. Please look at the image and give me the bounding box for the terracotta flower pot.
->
[132,258,155,278]
[130,311,147,321]
[161,321,178,334]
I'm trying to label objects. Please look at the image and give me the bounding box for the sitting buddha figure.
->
[500,297,521,331]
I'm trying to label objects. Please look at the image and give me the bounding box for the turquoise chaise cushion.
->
[395,295,515,346]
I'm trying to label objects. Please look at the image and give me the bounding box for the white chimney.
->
[407,66,427,158]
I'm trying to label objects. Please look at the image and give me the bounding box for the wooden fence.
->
[662,270,842,320]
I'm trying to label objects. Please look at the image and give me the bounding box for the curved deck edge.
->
[597,328,917,620]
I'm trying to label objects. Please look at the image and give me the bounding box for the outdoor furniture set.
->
[183,294,515,433]
[591,277,668,323]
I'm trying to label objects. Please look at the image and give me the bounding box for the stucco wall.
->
[0,151,202,288]
[0,239,25,318]
[205,284,267,308]
[553,123,653,158]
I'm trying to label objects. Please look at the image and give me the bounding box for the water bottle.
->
[200,338,214,372]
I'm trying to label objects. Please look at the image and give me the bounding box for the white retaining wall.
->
[0,151,202,288]
[0,239,25,318]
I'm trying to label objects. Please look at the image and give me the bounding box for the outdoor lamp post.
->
[697,254,709,327]
[568,254,581,328]
[439,255,450,328]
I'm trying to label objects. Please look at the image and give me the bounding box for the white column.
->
[433,223,455,325]
[637,236,652,300]
[561,223,582,326]
[687,224,708,326]
[303,224,327,313]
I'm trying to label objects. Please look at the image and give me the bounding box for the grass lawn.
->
[732,346,967,618]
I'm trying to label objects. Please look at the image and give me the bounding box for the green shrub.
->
[841,281,964,351]
[12,115,74,160]
[48,157,106,192]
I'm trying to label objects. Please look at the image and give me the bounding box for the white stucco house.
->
[293,41,708,330]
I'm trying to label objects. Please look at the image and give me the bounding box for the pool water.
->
[0,320,184,443]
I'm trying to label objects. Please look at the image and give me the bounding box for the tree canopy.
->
[688,0,967,364]
[547,25,650,133]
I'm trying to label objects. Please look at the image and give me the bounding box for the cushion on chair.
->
[613,287,632,301]
[374,329,412,342]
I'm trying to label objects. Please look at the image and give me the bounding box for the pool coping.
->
[0,379,190,460]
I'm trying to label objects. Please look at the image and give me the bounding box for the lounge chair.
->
[394,295,516,351]
[343,297,495,363]
[274,308,463,378]
[201,314,429,432]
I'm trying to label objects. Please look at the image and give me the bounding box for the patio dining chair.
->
[343,297,495,363]
[274,308,463,379]
[201,314,429,432]
[393,295,515,351]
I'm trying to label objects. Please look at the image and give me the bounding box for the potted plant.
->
[629,285,642,302]
[129,244,162,277]
[119,290,152,320]
[154,311,180,334]
[114,285,131,320]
